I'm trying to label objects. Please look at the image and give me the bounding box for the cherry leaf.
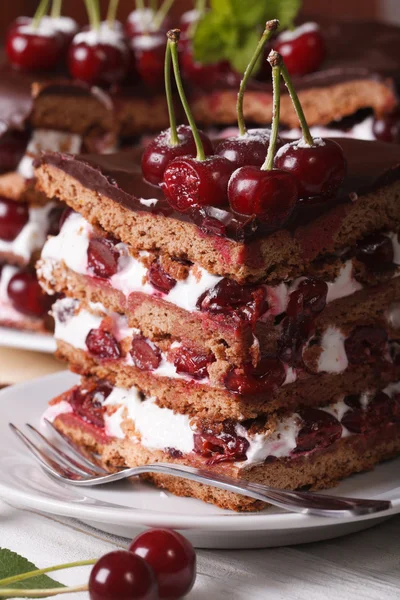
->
[0,548,64,597]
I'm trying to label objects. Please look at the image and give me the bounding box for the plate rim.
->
[0,326,56,353]
[1,371,399,532]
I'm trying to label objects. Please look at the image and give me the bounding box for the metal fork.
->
[9,421,392,518]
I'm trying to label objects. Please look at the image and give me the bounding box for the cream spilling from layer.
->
[18,130,83,180]
[0,202,55,263]
[40,212,394,319]
[44,381,400,467]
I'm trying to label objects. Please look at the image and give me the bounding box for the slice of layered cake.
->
[35,30,400,511]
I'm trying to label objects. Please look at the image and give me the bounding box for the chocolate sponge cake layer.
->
[35,139,400,284]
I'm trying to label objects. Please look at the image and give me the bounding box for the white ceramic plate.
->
[0,327,56,353]
[1,371,400,549]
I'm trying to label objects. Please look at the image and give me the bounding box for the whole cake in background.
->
[35,22,400,510]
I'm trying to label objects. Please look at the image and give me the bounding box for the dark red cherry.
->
[141,125,214,185]
[274,23,327,76]
[355,233,394,272]
[295,408,342,453]
[87,237,120,279]
[372,110,400,144]
[181,46,236,87]
[194,419,249,464]
[130,336,161,370]
[131,33,165,88]
[289,278,328,316]
[228,166,298,227]
[0,197,29,241]
[7,270,52,317]
[129,529,196,599]
[216,129,277,170]
[275,138,347,199]
[198,278,268,323]
[89,550,158,600]
[162,156,234,212]
[345,326,388,365]
[6,22,64,71]
[173,347,214,379]
[225,357,286,396]
[69,382,111,428]
[86,328,122,360]
[47,206,65,237]
[42,15,78,51]
[68,30,129,86]
[148,261,176,293]
[0,129,30,174]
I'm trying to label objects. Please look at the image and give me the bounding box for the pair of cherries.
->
[89,528,196,599]
[142,24,346,229]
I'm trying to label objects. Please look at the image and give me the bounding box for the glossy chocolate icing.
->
[37,138,400,243]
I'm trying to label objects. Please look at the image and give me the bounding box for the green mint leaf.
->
[229,0,271,28]
[230,29,263,74]
[0,549,64,598]
[193,11,237,65]
[264,0,302,30]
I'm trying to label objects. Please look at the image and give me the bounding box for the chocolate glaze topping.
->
[37,138,400,243]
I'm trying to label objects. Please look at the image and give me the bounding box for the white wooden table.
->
[2,500,400,599]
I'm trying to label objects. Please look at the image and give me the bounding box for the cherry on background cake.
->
[34,29,400,511]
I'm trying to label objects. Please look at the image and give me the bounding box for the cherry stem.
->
[237,19,279,137]
[33,0,50,29]
[136,0,145,10]
[154,0,175,31]
[150,0,158,10]
[0,559,96,587]
[195,0,207,14]
[168,29,205,161]
[165,42,179,146]
[50,0,62,18]
[107,0,120,26]
[262,60,281,171]
[84,0,101,30]
[279,56,314,146]
[0,585,88,597]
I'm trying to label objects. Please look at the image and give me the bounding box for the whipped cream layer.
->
[39,212,393,319]
[18,130,83,180]
[44,380,400,467]
[0,202,55,264]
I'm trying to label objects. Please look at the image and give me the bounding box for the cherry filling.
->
[148,260,176,294]
[86,328,122,360]
[130,336,161,370]
[0,197,29,242]
[193,420,249,465]
[355,233,394,273]
[344,326,388,365]
[69,381,112,428]
[294,408,342,453]
[47,206,66,237]
[341,392,400,434]
[0,129,30,174]
[198,278,268,324]
[225,357,286,396]
[173,347,215,380]
[278,278,328,366]
[87,237,120,279]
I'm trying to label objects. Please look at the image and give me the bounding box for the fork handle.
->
[76,463,392,518]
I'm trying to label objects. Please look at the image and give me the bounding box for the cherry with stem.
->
[6,0,64,71]
[228,53,298,228]
[130,0,176,86]
[162,29,234,211]
[274,52,347,199]
[275,22,326,77]
[106,0,120,29]
[68,0,129,85]
[216,20,280,170]
[141,35,213,185]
